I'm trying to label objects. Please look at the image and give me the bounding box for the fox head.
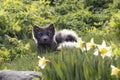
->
[32,23,55,45]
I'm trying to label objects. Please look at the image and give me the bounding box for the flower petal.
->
[93,50,99,56]
[90,38,94,43]
[101,40,106,47]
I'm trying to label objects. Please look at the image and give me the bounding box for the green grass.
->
[1,32,120,80]
[1,46,120,80]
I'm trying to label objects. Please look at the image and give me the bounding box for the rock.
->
[0,70,42,80]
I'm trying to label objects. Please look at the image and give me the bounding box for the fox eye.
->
[47,31,51,36]
[38,32,43,36]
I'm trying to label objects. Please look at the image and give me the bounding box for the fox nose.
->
[44,38,47,41]
[41,36,49,42]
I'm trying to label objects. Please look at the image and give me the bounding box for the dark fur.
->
[55,31,78,44]
[32,23,57,50]
[32,23,78,50]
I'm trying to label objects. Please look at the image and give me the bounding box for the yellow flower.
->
[77,38,86,51]
[38,56,50,69]
[94,40,112,58]
[79,41,86,48]
[111,65,120,76]
[86,38,96,50]
[99,48,107,54]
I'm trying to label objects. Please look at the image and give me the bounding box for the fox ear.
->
[47,23,55,35]
[32,24,42,32]
[48,23,55,31]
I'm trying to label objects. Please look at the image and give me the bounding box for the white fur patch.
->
[57,41,79,50]
[58,29,79,40]
[57,37,83,50]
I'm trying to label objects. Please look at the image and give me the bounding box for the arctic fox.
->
[32,23,79,50]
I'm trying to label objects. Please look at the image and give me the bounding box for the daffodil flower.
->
[38,56,50,69]
[111,65,120,76]
[93,40,112,58]
[77,38,86,51]
[86,38,96,50]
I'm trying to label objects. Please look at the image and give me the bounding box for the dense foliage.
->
[0,0,120,80]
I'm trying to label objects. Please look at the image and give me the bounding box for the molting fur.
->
[32,23,79,50]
